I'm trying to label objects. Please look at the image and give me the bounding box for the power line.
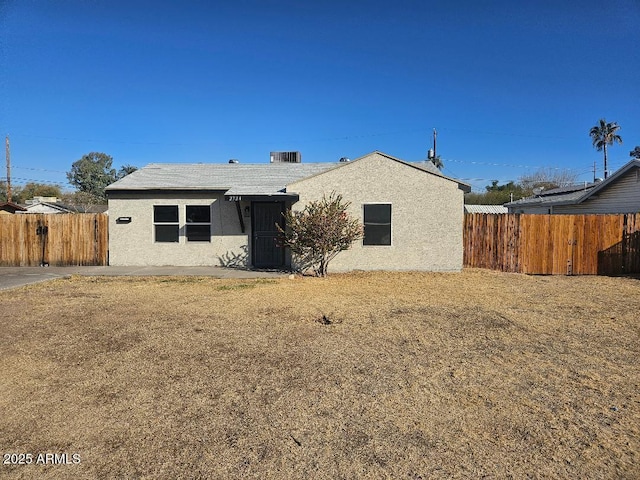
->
[438,126,574,140]
[12,165,68,174]
[8,123,584,147]
[442,157,583,171]
[1,176,68,186]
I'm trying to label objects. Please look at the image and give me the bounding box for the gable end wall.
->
[288,153,465,272]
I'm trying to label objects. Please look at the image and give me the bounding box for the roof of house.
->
[0,201,27,213]
[22,201,77,213]
[505,159,640,209]
[464,204,508,214]
[106,151,470,197]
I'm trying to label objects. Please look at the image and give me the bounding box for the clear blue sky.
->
[1,0,638,192]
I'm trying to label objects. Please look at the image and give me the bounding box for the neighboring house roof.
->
[21,202,77,214]
[106,150,471,197]
[464,204,508,214]
[505,159,640,209]
[0,202,27,213]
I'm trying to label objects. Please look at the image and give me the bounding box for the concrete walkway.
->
[0,266,290,291]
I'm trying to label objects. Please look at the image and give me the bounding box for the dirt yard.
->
[0,270,638,479]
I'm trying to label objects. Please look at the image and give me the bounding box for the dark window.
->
[363,204,391,246]
[154,205,179,243]
[155,224,179,242]
[154,205,178,223]
[186,225,210,242]
[186,205,211,224]
[186,205,211,242]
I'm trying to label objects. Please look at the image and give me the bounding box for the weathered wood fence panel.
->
[0,214,108,266]
[464,213,640,275]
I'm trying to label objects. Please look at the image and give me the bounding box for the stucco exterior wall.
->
[287,153,465,272]
[108,191,251,266]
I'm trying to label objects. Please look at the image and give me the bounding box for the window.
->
[154,206,179,242]
[363,204,391,246]
[186,205,211,242]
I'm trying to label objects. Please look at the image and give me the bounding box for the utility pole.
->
[433,128,437,159]
[5,135,11,203]
[427,128,438,161]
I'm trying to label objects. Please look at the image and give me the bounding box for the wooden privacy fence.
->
[0,214,108,266]
[464,213,640,275]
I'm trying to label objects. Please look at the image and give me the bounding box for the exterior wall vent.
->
[270,151,301,163]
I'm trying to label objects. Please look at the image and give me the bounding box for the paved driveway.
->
[0,266,289,291]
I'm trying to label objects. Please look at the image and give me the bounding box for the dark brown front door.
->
[252,202,285,268]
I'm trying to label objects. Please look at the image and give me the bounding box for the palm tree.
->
[589,119,622,178]
[430,155,444,170]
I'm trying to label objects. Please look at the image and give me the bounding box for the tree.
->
[518,168,578,191]
[117,164,138,179]
[19,182,63,201]
[465,179,529,205]
[0,180,18,203]
[630,146,640,160]
[0,182,57,203]
[430,156,444,170]
[465,166,582,205]
[277,193,363,277]
[59,191,102,212]
[589,119,622,179]
[66,152,117,202]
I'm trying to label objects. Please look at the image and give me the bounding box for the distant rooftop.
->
[464,204,508,214]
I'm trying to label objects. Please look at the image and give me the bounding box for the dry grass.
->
[0,270,639,479]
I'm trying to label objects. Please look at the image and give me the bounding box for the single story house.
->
[21,201,77,214]
[0,202,27,214]
[505,159,640,214]
[16,197,109,214]
[105,151,471,272]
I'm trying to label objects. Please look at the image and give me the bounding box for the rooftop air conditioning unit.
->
[270,151,301,163]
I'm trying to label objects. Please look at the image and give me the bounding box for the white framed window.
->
[363,203,391,246]
[154,205,179,243]
[185,205,211,242]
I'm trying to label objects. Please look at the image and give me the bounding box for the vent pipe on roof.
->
[228,159,239,164]
[339,157,350,162]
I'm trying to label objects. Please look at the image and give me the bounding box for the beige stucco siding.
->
[287,153,465,272]
[108,192,251,266]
